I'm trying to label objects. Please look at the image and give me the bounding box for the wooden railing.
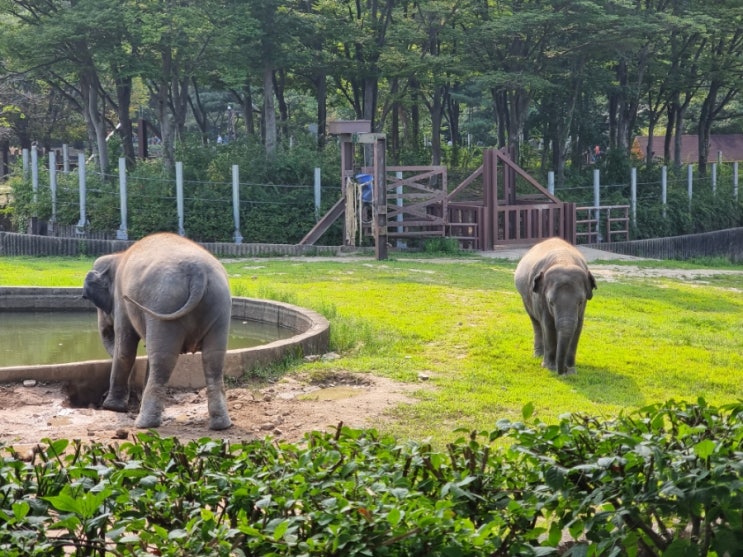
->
[447,203,484,249]
[575,205,630,244]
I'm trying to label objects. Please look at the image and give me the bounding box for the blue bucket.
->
[355,174,373,203]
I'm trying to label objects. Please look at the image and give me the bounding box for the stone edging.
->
[0,287,330,389]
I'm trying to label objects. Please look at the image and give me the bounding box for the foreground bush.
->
[0,399,741,556]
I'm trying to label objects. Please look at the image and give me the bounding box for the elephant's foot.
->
[541,360,557,372]
[558,367,577,376]
[102,395,129,413]
[135,412,162,429]
[209,414,233,431]
[533,348,544,357]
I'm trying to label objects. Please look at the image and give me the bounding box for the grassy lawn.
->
[1,253,742,444]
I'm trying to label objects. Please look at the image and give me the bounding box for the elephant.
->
[514,237,596,375]
[82,232,233,430]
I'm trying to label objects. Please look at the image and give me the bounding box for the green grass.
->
[2,254,742,445]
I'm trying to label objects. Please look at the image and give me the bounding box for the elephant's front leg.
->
[528,314,543,357]
[102,333,140,412]
[540,317,557,371]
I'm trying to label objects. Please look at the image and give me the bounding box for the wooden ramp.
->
[299,196,345,245]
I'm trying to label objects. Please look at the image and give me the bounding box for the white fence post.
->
[76,153,87,234]
[593,169,600,240]
[711,163,717,194]
[661,166,667,219]
[117,157,128,240]
[630,167,637,224]
[396,170,405,248]
[734,162,739,201]
[31,145,38,205]
[314,167,321,220]
[232,165,243,244]
[176,161,185,236]
[49,151,57,232]
[547,171,555,196]
[687,164,693,210]
[62,144,70,174]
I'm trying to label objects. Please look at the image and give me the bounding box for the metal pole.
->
[31,145,38,205]
[49,151,57,232]
[76,153,87,234]
[62,144,70,173]
[117,157,128,240]
[630,167,637,224]
[22,148,29,177]
[547,171,555,196]
[711,163,717,194]
[661,166,667,219]
[734,162,739,201]
[176,161,185,236]
[314,167,321,220]
[593,169,600,241]
[232,164,243,244]
[396,171,405,248]
[687,164,693,210]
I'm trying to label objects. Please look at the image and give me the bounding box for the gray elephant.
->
[514,237,596,375]
[82,232,233,430]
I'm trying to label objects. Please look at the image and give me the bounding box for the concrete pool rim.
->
[0,287,330,389]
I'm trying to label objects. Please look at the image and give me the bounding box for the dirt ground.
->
[0,369,422,453]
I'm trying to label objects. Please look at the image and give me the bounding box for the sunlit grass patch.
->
[2,253,742,445]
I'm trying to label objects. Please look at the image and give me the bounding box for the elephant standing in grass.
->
[83,232,233,430]
[514,237,596,375]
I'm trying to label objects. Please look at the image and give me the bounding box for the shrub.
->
[1,399,741,555]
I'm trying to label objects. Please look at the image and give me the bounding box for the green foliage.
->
[1,400,742,554]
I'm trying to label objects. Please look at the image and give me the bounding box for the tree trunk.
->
[263,65,277,155]
[315,73,327,149]
[116,76,136,168]
[273,69,289,142]
[80,70,109,175]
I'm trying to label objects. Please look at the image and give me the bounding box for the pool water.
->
[0,312,294,367]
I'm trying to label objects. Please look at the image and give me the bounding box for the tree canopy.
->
[0,0,741,180]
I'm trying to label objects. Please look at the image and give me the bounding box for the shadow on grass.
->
[567,366,646,407]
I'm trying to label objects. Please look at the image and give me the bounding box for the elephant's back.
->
[118,233,230,315]
[514,238,587,293]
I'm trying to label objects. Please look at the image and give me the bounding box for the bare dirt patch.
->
[0,371,420,452]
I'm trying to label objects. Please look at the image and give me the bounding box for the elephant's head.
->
[82,254,118,315]
[533,266,597,374]
[83,255,120,356]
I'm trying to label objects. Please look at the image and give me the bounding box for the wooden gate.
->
[447,148,575,249]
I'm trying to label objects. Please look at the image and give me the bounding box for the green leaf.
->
[273,519,289,541]
[12,501,30,521]
[387,507,402,526]
[693,439,716,460]
[522,402,535,420]
[661,538,698,557]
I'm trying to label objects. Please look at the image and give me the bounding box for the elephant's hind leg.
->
[201,345,232,430]
[136,346,179,429]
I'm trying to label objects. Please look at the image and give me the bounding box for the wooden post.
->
[373,135,387,260]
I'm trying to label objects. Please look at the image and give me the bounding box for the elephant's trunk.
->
[555,317,577,375]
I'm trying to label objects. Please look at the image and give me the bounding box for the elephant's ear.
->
[586,272,597,300]
[532,271,545,293]
[83,257,116,314]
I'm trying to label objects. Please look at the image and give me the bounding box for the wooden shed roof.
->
[632,134,743,163]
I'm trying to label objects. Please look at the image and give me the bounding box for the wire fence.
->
[3,147,742,244]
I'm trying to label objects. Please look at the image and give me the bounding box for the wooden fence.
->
[0,232,352,258]
[585,227,743,263]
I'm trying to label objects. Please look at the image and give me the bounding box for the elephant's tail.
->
[123,267,208,321]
